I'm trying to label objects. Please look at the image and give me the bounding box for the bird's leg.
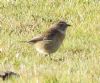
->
[49,54,65,62]
[48,54,54,61]
[44,54,49,57]
[44,54,53,61]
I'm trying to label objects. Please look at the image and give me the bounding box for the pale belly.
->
[34,40,63,54]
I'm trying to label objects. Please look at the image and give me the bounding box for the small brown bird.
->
[26,21,70,55]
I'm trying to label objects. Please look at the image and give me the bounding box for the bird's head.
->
[56,21,71,33]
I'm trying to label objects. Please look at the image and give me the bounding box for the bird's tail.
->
[19,41,28,43]
[18,41,33,44]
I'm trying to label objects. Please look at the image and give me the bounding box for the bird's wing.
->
[28,28,58,43]
[28,34,44,43]
[43,28,58,40]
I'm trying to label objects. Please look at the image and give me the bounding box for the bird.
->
[0,71,19,80]
[24,21,71,55]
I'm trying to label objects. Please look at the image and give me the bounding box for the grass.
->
[0,0,100,83]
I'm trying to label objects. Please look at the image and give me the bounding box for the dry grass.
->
[0,0,100,83]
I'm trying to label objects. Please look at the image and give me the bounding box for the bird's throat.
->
[57,29,65,34]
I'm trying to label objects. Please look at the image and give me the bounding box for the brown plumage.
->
[27,21,71,54]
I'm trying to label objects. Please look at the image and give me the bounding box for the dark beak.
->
[67,24,71,26]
